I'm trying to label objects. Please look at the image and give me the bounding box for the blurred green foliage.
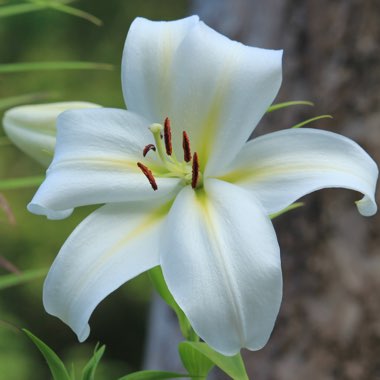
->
[0,1,189,378]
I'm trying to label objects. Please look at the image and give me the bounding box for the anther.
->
[143,144,156,157]
[164,117,172,156]
[137,162,158,191]
[182,131,192,162]
[191,152,199,189]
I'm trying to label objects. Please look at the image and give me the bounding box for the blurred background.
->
[0,0,379,379]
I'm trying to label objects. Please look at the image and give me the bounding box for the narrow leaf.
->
[0,268,47,290]
[0,175,45,190]
[27,0,77,4]
[267,100,314,113]
[118,370,190,380]
[0,0,102,25]
[23,329,71,380]
[291,114,333,129]
[270,202,304,219]
[0,61,113,73]
[45,2,102,26]
[0,3,45,18]
[81,344,105,380]
[179,342,249,380]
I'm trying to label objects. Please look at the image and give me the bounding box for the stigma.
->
[137,117,202,191]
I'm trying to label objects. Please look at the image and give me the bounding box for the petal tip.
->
[77,325,91,343]
[27,202,73,220]
[356,196,378,217]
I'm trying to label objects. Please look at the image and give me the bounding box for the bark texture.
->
[191,0,380,379]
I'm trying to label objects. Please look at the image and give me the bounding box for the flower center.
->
[137,117,202,191]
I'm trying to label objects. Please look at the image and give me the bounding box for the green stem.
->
[148,266,200,342]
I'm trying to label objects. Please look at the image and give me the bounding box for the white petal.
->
[2,102,100,166]
[168,22,282,175]
[43,200,170,341]
[161,179,282,355]
[218,128,378,216]
[122,16,200,121]
[28,108,181,219]
[122,18,282,174]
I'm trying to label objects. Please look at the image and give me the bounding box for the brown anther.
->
[164,117,172,156]
[137,162,158,191]
[182,131,192,162]
[191,152,199,189]
[143,144,156,157]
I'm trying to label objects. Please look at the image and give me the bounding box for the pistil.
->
[149,123,167,163]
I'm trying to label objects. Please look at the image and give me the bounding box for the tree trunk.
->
[191,1,380,380]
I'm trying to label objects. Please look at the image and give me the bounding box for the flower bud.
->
[2,102,100,166]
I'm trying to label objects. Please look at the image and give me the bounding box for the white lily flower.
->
[28,16,378,355]
[3,102,100,166]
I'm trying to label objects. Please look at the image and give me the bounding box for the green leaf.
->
[0,92,58,111]
[291,114,333,129]
[0,3,45,18]
[27,0,77,4]
[118,370,190,380]
[178,342,214,378]
[270,202,304,219]
[179,342,249,380]
[80,344,105,380]
[0,61,113,73]
[267,100,314,113]
[0,175,45,190]
[148,266,198,341]
[0,0,102,25]
[23,329,72,380]
[0,268,47,290]
[42,1,102,26]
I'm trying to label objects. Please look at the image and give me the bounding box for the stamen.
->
[137,162,158,191]
[191,152,199,189]
[164,117,172,156]
[143,144,156,157]
[182,131,192,162]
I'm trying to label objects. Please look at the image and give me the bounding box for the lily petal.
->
[43,200,170,342]
[122,17,282,174]
[122,16,200,121]
[161,179,282,355]
[3,101,100,166]
[218,128,378,216]
[168,22,282,174]
[28,108,181,219]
